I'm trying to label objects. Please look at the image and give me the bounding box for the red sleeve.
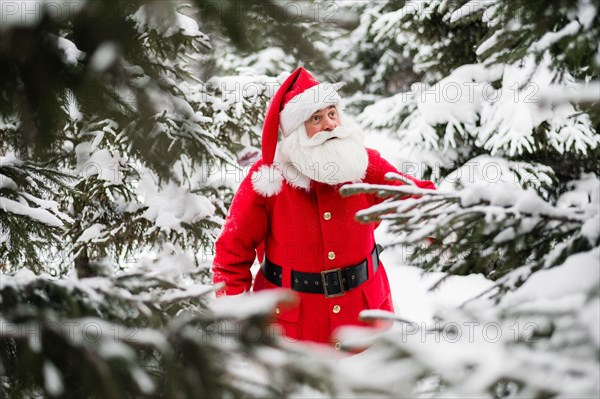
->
[364,148,436,205]
[212,162,268,296]
[362,148,436,237]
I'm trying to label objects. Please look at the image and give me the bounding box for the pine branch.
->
[1,156,72,271]
[342,178,598,291]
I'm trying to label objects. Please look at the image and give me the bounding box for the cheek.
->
[305,123,319,138]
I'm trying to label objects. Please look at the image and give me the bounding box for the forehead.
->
[310,105,337,116]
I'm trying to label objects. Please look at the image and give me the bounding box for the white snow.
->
[438,154,554,192]
[85,148,124,183]
[581,216,600,244]
[359,95,452,171]
[0,268,37,289]
[221,48,296,77]
[417,63,504,128]
[577,0,598,29]
[557,190,590,209]
[209,289,296,320]
[172,12,203,38]
[0,2,598,396]
[363,130,446,179]
[206,75,278,105]
[361,51,597,161]
[75,140,127,184]
[131,4,208,40]
[89,42,118,73]
[133,244,201,279]
[476,28,502,56]
[375,222,494,325]
[52,35,85,65]
[76,223,107,243]
[447,1,490,24]
[158,285,214,303]
[0,174,18,190]
[43,361,64,396]
[131,367,155,394]
[138,173,216,234]
[66,92,83,122]
[530,20,581,52]
[20,192,73,223]
[98,341,135,359]
[501,247,600,306]
[579,298,600,348]
[388,262,493,324]
[0,197,63,227]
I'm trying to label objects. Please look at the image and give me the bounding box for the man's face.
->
[282,107,368,185]
[304,105,340,138]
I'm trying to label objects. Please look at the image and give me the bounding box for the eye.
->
[328,110,337,118]
[311,115,321,123]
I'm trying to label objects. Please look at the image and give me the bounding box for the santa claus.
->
[212,67,435,349]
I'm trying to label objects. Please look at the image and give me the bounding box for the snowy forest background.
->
[1,0,598,397]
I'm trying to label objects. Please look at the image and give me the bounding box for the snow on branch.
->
[342,172,599,289]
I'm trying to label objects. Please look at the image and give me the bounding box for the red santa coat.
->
[212,148,435,344]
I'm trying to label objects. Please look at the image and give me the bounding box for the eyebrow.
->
[310,105,337,117]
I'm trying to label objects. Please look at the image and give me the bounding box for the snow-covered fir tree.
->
[0,1,352,397]
[340,0,599,397]
[348,0,599,280]
[1,0,598,398]
[1,0,222,274]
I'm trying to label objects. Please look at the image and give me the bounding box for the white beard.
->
[280,122,368,186]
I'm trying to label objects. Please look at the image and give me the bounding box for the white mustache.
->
[303,126,353,147]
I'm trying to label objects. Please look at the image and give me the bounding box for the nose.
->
[322,116,338,131]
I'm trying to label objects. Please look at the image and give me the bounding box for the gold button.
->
[275,307,280,315]
[334,341,342,351]
[328,251,335,260]
[332,305,341,314]
[323,212,331,220]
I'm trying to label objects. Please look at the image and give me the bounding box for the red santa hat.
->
[252,67,341,197]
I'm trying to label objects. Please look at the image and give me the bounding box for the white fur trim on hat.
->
[279,83,341,137]
[251,164,284,197]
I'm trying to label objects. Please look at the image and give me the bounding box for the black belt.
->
[261,245,382,298]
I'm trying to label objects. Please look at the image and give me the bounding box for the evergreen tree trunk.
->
[74,247,91,279]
